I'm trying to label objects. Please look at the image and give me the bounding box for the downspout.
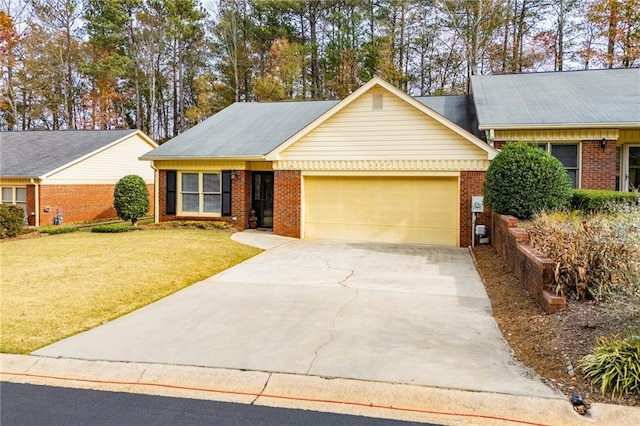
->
[30,178,40,227]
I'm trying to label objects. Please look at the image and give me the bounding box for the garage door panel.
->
[304,176,458,245]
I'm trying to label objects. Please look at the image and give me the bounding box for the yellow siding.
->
[48,134,156,183]
[619,130,640,144]
[153,160,250,170]
[0,178,32,186]
[303,176,459,246]
[495,128,619,142]
[280,86,488,163]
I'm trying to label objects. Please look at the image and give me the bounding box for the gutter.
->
[138,155,266,162]
[478,123,640,131]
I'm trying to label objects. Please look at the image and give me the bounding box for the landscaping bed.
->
[474,245,640,407]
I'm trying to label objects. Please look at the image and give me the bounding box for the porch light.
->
[600,138,607,152]
[230,171,237,180]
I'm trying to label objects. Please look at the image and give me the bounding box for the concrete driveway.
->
[34,232,557,398]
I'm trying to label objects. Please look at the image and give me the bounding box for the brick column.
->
[273,170,301,238]
[231,170,251,229]
[460,171,489,247]
[581,140,616,190]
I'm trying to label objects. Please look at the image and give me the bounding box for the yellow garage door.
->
[303,176,458,245]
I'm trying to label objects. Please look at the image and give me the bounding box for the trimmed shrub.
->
[91,223,135,233]
[571,189,638,213]
[39,226,78,235]
[0,204,25,238]
[113,175,149,226]
[579,335,640,398]
[484,142,573,219]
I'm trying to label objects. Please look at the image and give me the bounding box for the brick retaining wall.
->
[490,212,566,313]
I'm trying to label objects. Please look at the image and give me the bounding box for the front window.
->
[1,186,26,211]
[179,172,221,215]
[538,143,580,188]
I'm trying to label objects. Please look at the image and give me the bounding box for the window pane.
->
[2,187,12,203]
[203,194,221,213]
[182,193,199,212]
[551,144,578,168]
[203,173,220,193]
[567,170,577,188]
[182,173,199,192]
[15,188,26,203]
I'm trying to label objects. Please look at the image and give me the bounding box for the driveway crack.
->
[338,270,354,287]
[305,288,359,374]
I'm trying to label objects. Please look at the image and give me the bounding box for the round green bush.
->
[484,142,572,219]
[0,204,25,238]
[113,175,150,226]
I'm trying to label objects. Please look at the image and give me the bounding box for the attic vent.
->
[372,93,383,110]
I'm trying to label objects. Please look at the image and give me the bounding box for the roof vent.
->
[372,93,383,110]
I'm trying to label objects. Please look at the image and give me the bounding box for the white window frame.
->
[538,142,581,189]
[1,186,27,211]
[177,172,222,216]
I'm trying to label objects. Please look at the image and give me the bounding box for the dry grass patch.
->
[0,229,261,354]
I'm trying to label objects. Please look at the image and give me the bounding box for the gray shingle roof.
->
[141,95,484,160]
[471,68,640,129]
[415,95,481,138]
[0,130,138,178]
[141,101,339,159]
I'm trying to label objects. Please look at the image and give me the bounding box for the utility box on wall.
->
[471,196,484,213]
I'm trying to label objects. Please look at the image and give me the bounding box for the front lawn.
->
[0,229,261,354]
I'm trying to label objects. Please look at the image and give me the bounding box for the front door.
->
[252,172,274,228]
[626,145,640,191]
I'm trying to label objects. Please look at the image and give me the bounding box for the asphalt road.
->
[1,382,435,426]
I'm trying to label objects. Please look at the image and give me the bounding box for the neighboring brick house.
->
[141,70,639,247]
[470,68,639,192]
[0,130,157,226]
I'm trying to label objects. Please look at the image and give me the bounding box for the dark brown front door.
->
[252,172,274,228]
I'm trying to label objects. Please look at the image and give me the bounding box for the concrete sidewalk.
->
[2,354,639,425]
[33,233,556,398]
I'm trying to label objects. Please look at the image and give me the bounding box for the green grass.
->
[0,229,261,354]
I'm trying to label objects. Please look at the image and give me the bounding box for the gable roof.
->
[140,101,339,160]
[471,68,640,130]
[267,77,496,160]
[0,130,155,178]
[141,78,493,161]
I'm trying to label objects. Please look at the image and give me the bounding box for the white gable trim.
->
[266,77,497,161]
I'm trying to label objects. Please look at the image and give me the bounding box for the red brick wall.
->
[157,169,250,230]
[581,140,616,190]
[273,170,301,238]
[490,212,566,313]
[459,171,490,247]
[37,183,155,226]
[231,170,252,229]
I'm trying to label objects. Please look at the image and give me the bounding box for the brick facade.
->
[459,171,490,247]
[158,169,252,230]
[33,183,154,226]
[273,170,301,238]
[581,140,616,190]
